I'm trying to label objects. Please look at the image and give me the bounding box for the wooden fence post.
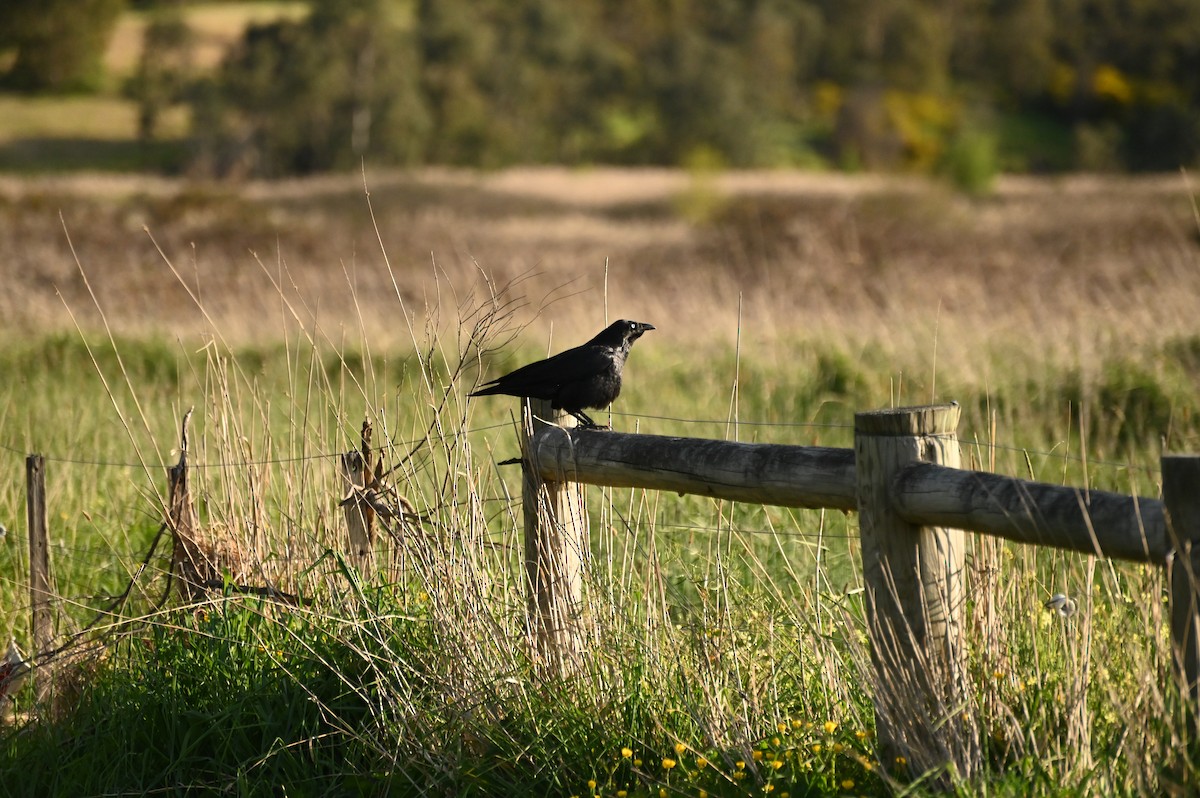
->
[855,403,976,779]
[1163,454,1200,731]
[168,409,206,602]
[26,454,53,704]
[521,398,587,672]
[340,418,377,566]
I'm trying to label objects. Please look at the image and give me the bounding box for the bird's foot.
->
[569,410,605,429]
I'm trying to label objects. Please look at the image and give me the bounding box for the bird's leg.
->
[570,409,606,429]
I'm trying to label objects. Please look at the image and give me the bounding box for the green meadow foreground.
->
[1,169,1199,795]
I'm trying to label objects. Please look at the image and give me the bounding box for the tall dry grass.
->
[1,168,1199,795]
[1,168,1197,369]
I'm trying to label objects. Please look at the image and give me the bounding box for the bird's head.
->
[594,319,655,348]
[623,320,655,342]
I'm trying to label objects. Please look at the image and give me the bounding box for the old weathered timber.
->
[854,403,978,780]
[340,418,377,562]
[26,454,52,703]
[521,398,587,671]
[1163,455,1200,731]
[529,429,857,511]
[893,462,1165,562]
[167,409,207,601]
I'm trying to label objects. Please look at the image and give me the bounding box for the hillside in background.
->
[0,0,1197,180]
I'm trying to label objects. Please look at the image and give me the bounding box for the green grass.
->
[0,301,1196,796]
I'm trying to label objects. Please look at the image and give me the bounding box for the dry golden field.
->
[2,169,1200,796]
[1,167,1196,379]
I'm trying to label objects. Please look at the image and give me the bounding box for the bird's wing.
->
[476,344,612,397]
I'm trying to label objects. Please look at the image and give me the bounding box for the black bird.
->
[471,319,655,427]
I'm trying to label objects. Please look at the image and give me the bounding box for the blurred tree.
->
[194,0,428,176]
[125,10,195,141]
[0,0,125,91]
[985,0,1056,101]
[485,0,627,163]
[179,0,1198,175]
[878,0,950,91]
[414,0,494,165]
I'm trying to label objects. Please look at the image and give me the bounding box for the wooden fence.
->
[16,399,1200,778]
[518,399,1200,777]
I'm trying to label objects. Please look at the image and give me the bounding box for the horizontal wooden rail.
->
[531,426,1166,562]
[893,462,1166,563]
[530,427,857,511]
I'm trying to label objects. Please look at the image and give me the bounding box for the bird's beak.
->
[640,323,656,332]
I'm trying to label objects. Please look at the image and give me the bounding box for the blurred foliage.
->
[0,0,125,92]
[189,0,429,176]
[3,0,1200,177]
[123,10,195,143]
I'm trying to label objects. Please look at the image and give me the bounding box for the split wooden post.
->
[26,454,53,703]
[340,418,377,565]
[168,409,206,601]
[855,403,975,778]
[1163,454,1200,729]
[520,398,587,671]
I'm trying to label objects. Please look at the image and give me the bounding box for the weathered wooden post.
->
[855,403,976,779]
[340,418,377,565]
[1163,454,1200,731]
[26,454,53,704]
[521,398,587,672]
[168,409,206,601]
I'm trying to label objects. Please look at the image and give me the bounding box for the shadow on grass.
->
[0,137,188,174]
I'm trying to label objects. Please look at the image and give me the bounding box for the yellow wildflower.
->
[841,779,855,790]
[696,756,708,769]
[674,742,687,755]
[823,721,838,735]
[752,750,763,761]
[662,758,677,770]
[621,747,633,759]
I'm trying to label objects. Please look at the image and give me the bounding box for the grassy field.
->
[0,168,1199,796]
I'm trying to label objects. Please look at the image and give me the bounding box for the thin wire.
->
[0,422,514,470]
[0,415,1160,478]
[611,410,854,430]
[650,521,856,541]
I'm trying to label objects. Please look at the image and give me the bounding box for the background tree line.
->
[2,0,1199,179]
